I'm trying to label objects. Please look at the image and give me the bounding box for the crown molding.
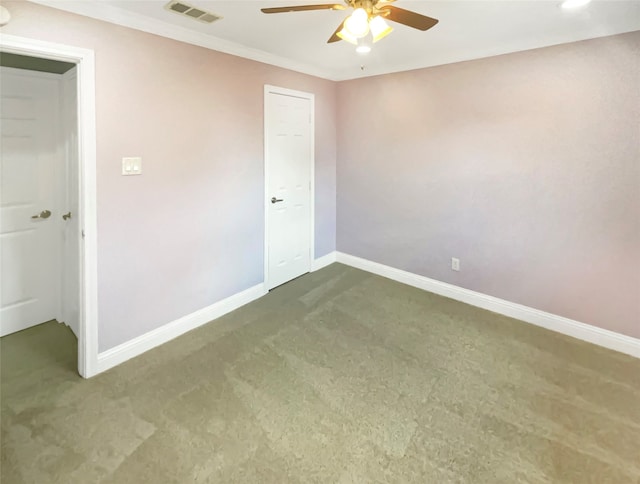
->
[27,2,640,83]
[29,0,342,81]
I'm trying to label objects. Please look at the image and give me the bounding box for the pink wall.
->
[337,32,640,339]
[2,1,337,351]
[3,1,638,349]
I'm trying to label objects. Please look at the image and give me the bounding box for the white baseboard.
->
[336,252,640,359]
[96,250,337,375]
[94,251,639,375]
[96,283,267,374]
[312,251,337,272]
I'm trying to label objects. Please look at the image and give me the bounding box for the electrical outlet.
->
[451,257,460,271]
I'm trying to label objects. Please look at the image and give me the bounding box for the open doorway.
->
[0,54,80,369]
[0,35,98,378]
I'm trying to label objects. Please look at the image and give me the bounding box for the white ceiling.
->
[31,0,640,80]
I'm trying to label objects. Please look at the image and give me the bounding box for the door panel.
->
[1,68,62,336]
[61,68,80,336]
[265,90,313,290]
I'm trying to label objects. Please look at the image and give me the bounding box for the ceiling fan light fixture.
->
[337,25,358,45]
[343,7,370,38]
[355,36,372,54]
[369,15,393,42]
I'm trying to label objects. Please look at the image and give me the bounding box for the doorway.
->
[264,85,315,290]
[0,34,98,378]
[0,59,79,352]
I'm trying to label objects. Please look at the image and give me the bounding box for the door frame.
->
[0,34,98,378]
[263,85,315,290]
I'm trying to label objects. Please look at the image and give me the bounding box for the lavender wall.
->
[337,32,640,339]
[4,1,637,349]
[2,1,336,351]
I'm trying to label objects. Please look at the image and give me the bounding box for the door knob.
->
[62,212,72,220]
[271,197,284,204]
[31,210,52,219]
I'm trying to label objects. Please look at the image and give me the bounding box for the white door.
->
[0,67,63,336]
[265,87,314,290]
[61,67,80,337]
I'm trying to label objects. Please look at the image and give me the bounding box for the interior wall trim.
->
[96,283,267,374]
[311,251,337,272]
[0,33,99,378]
[95,250,338,375]
[335,252,640,359]
[29,0,339,81]
[94,249,639,375]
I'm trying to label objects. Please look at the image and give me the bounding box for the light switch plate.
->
[122,157,142,175]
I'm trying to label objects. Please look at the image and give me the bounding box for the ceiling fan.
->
[261,0,439,46]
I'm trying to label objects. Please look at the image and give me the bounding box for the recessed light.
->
[561,0,591,9]
[356,45,371,54]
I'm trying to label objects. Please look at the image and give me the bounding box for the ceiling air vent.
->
[165,1,222,24]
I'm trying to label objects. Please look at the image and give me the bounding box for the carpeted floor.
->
[1,263,639,483]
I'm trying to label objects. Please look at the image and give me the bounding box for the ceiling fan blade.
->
[327,21,344,43]
[261,4,345,14]
[380,5,438,31]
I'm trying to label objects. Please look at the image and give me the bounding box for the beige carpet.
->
[2,263,639,483]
